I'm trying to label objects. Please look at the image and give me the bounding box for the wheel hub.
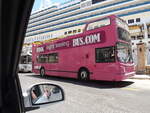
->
[81,71,87,79]
[41,69,45,76]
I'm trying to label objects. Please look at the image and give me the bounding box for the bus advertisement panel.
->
[32,15,135,81]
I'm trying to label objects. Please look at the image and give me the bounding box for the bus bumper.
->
[115,71,135,81]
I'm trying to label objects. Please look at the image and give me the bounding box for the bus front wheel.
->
[78,69,89,81]
[40,68,46,77]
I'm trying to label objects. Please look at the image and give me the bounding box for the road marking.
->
[122,87,139,91]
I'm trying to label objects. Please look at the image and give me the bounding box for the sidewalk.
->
[130,74,150,80]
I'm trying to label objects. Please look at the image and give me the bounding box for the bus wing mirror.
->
[23,83,65,112]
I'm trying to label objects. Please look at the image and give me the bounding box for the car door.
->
[1,0,34,113]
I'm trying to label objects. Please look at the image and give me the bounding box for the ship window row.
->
[26,9,150,37]
[26,6,150,36]
[131,34,150,40]
[29,0,103,24]
[25,34,53,43]
[128,18,141,24]
[26,22,85,38]
[92,0,106,4]
[30,7,80,25]
[27,9,150,37]
[27,1,150,33]
[29,0,149,28]
[31,6,57,19]
[32,0,77,17]
[28,0,132,28]
[131,35,144,40]
[28,4,130,32]
[25,28,82,44]
[30,2,80,22]
[118,7,150,17]
[64,29,81,35]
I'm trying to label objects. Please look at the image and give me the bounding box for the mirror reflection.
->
[31,84,63,105]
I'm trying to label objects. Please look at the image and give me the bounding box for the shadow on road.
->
[24,74,134,89]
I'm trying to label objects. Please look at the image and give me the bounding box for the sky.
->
[32,0,67,11]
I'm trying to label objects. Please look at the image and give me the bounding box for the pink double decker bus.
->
[32,15,135,81]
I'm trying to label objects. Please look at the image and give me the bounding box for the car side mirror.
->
[23,83,65,112]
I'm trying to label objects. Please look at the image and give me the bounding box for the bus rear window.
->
[20,55,32,64]
[95,47,115,63]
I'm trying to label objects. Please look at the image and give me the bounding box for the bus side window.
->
[48,53,58,63]
[95,47,115,63]
[38,54,47,63]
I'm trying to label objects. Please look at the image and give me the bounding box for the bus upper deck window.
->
[87,18,110,31]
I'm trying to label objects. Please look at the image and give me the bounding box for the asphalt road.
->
[19,73,150,113]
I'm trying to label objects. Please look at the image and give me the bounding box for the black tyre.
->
[78,69,89,81]
[40,67,45,77]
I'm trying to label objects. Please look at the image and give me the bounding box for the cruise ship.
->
[24,0,150,68]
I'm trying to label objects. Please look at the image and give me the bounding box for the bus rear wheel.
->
[78,69,89,81]
[40,68,46,77]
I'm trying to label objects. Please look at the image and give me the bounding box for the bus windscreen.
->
[117,42,133,63]
[117,27,131,42]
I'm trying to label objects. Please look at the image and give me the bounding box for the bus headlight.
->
[120,66,126,73]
